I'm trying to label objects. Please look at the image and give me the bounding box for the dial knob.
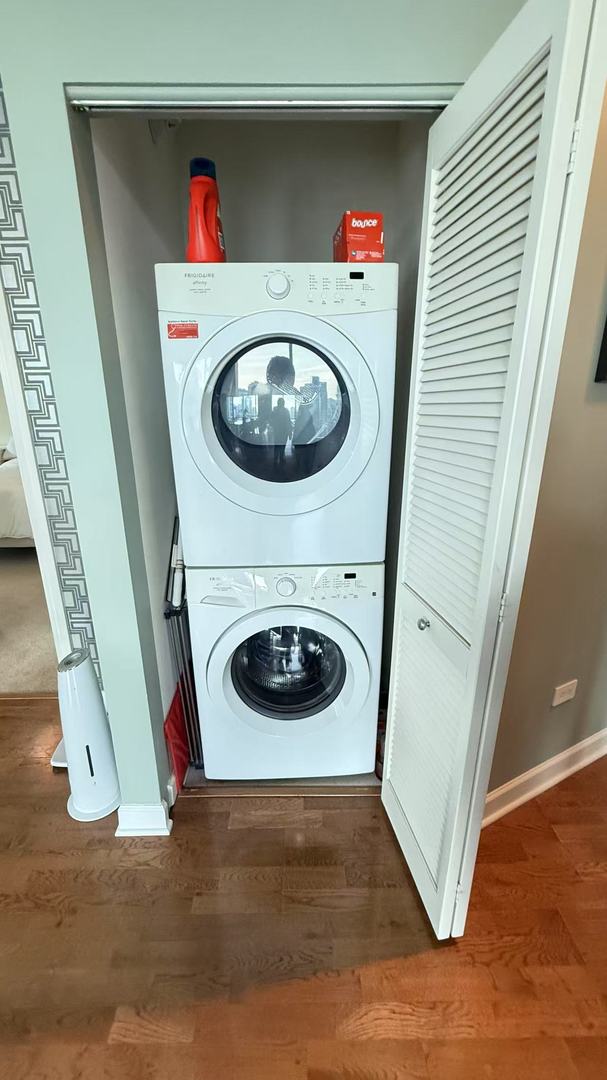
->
[276,576,297,597]
[266,272,291,300]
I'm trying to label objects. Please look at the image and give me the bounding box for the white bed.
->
[0,453,34,547]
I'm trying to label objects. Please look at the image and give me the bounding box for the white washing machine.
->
[156,263,398,567]
[187,563,384,779]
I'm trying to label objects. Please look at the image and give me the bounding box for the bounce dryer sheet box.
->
[333,211,384,262]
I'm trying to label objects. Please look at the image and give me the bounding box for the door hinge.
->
[498,591,507,625]
[567,121,580,175]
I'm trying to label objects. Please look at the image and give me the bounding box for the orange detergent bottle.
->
[186,158,226,263]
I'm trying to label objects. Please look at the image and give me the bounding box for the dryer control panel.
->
[188,565,384,609]
[156,262,398,317]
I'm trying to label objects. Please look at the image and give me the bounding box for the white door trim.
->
[64,83,458,113]
[0,77,98,672]
[0,288,70,659]
[452,0,607,937]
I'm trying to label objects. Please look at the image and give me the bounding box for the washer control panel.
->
[188,565,384,608]
[259,564,384,605]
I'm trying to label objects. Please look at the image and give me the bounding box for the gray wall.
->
[176,117,423,264]
[491,93,607,789]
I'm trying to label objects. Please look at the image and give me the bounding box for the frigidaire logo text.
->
[184,272,215,279]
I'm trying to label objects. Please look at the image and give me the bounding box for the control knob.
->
[266,272,291,300]
[276,576,297,597]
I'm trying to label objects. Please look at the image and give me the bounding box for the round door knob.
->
[276,576,297,597]
[417,617,431,631]
[266,273,291,300]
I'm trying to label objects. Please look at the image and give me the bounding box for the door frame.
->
[2,84,450,694]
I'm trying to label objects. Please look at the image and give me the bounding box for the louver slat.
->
[432,181,533,260]
[433,140,538,231]
[422,334,513,365]
[438,53,548,182]
[428,226,527,290]
[430,200,531,278]
[402,61,546,643]
[426,245,525,305]
[426,262,523,314]
[436,127,541,234]
[437,95,544,201]
[425,292,518,335]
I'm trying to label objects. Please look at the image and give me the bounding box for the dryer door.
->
[206,606,370,736]
[181,311,379,515]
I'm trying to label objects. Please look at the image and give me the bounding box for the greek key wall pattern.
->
[0,78,99,669]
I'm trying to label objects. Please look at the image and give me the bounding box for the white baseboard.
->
[115,800,173,837]
[483,726,607,827]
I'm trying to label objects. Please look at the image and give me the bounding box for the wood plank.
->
[0,699,606,1077]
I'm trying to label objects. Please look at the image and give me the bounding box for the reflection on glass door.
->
[231,624,347,719]
[212,338,350,482]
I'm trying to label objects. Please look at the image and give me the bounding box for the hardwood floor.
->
[1,697,606,1078]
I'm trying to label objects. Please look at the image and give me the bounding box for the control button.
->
[276,576,297,597]
[266,273,291,300]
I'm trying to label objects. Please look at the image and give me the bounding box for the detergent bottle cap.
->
[190,157,217,179]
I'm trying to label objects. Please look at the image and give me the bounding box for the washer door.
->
[207,607,371,737]
[181,311,379,515]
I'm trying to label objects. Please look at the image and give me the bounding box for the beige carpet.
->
[0,548,57,694]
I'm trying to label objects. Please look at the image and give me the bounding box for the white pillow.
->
[2,434,16,461]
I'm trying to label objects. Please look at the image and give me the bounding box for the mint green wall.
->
[2,1,524,87]
[0,0,524,804]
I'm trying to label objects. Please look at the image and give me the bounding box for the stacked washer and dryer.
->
[156,263,398,779]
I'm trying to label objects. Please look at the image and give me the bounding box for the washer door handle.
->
[417,617,431,631]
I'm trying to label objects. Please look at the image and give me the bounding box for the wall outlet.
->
[552,679,578,707]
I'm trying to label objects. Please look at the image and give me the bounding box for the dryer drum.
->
[211,336,351,485]
[231,625,347,720]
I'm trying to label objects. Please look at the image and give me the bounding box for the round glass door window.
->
[231,624,347,719]
[211,338,350,483]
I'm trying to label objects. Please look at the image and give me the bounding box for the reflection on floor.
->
[0,548,56,694]
[1,697,606,1078]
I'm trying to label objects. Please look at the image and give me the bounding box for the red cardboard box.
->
[333,211,384,262]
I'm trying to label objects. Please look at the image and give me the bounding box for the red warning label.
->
[168,321,199,339]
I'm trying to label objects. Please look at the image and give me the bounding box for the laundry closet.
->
[87,109,436,778]
[68,0,593,937]
[89,110,435,695]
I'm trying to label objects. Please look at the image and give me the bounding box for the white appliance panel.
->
[156,263,397,566]
[187,563,383,780]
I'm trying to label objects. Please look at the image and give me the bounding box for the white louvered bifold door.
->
[382,0,591,939]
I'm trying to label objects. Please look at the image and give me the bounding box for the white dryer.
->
[187,563,383,779]
[156,264,397,567]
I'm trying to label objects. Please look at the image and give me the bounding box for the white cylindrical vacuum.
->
[57,649,121,822]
